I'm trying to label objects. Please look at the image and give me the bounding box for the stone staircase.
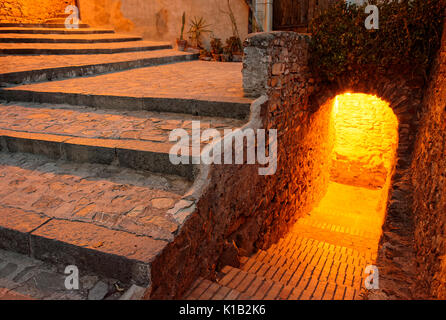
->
[0,25,196,85]
[0,24,252,299]
[184,182,384,300]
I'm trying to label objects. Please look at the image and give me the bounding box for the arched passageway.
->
[281,93,399,299]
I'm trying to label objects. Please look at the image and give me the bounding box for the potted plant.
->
[187,16,211,50]
[226,36,243,62]
[176,12,187,51]
[210,36,223,61]
[199,48,212,61]
[222,45,232,62]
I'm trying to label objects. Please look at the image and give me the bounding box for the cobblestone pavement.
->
[0,50,192,75]
[0,101,245,146]
[0,152,191,241]
[4,61,249,102]
[185,181,386,300]
[0,249,134,300]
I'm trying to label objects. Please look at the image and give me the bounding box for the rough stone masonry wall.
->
[0,0,74,24]
[148,31,334,299]
[330,94,399,189]
[411,19,446,299]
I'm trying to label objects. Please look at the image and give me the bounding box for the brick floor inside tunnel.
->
[186,93,399,300]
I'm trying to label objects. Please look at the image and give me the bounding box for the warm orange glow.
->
[330,93,399,190]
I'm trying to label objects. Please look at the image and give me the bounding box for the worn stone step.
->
[0,151,192,287]
[0,40,171,55]
[0,49,198,85]
[288,222,380,254]
[270,234,375,263]
[0,27,115,35]
[0,248,139,300]
[183,277,245,300]
[240,250,365,291]
[0,33,143,43]
[0,102,244,179]
[0,23,90,29]
[0,61,252,119]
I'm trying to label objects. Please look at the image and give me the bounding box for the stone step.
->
[0,61,252,119]
[272,231,377,261]
[0,33,143,43]
[215,266,360,300]
[288,222,380,254]
[0,27,115,35]
[0,40,171,55]
[292,217,382,241]
[0,248,139,300]
[0,23,90,29]
[44,18,78,25]
[0,49,198,85]
[240,250,365,291]
[183,277,244,300]
[0,102,244,179]
[0,151,192,287]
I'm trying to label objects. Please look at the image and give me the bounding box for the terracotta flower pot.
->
[232,53,243,62]
[176,39,187,51]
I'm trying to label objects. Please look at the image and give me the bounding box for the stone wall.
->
[148,31,334,299]
[411,19,446,299]
[330,93,399,189]
[78,0,134,32]
[0,0,73,24]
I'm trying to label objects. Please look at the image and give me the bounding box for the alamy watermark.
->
[65,5,80,29]
[169,121,277,176]
[346,0,379,30]
[364,265,379,290]
[64,265,79,290]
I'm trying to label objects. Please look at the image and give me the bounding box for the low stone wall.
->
[411,19,446,299]
[148,31,334,299]
[0,0,73,24]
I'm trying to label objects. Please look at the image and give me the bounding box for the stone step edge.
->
[0,29,115,35]
[238,253,365,291]
[0,208,167,287]
[0,128,197,180]
[0,23,90,29]
[0,90,251,120]
[293,217,382,240]
[246,247,372,277]
[0,43,172,55]
[217,266,361,300]
[0,51,198,86]
[272,234,377,261]
[0,36,143,44]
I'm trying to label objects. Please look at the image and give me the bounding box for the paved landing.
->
[1,61,252,118]
[3,61,247,102]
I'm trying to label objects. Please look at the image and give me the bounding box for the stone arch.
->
[309,71,425,224]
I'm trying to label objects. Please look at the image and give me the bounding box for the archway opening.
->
[298,93,399,265]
